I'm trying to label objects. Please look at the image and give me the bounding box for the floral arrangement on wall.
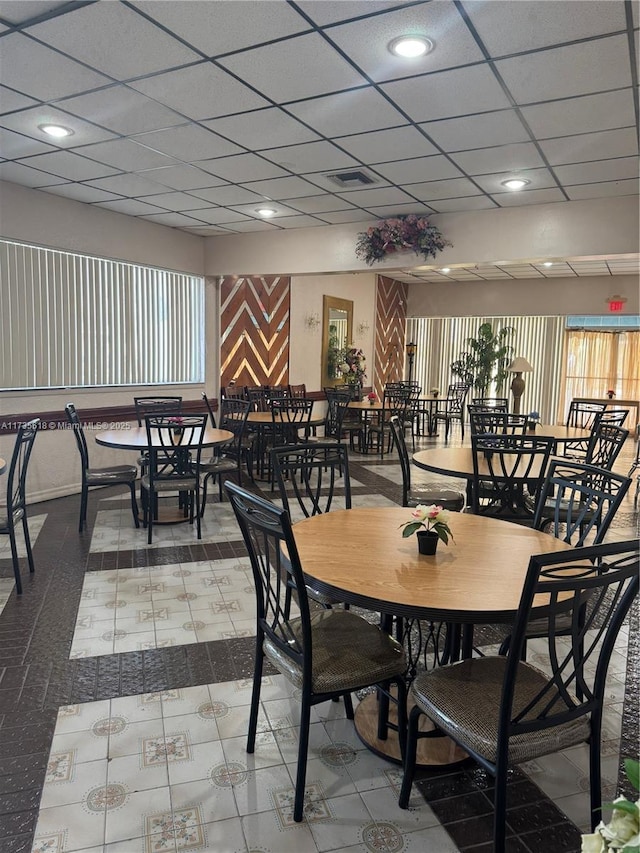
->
[355,214,451,266]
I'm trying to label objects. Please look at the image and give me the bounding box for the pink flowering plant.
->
[399,504,454,545]
[355,215,451,266]
[339,346,367,384]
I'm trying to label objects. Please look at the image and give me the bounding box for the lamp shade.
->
[508,357,533,373]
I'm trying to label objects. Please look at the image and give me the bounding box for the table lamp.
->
[508,357,533,414]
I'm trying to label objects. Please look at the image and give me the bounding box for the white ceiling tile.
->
[450,143,545,176]
[0,85,39,113]
[381,65,512,122]
[303,171,390,193]
[139,211,208,227]
[132,125,242,161]
[226,202,300,219]
[218,33,367,102]
[565,180,640,200]
[130,64,269,121]
[419,110,531,152]
[136,191,214,212]
[263,214,324,228]
[0,127,55,158]
[327,2,485,82]
[521,90,636,139]
[285,88,407,137]
[189,186,265,206]
[220,220,280,233]
[495,35,630,105]
[86,173,169,197]
[367,203,435,218]
[195,153,289,183]
[27,2,200,79]
[465,0,626,56]
[60,86,186,136]
[472,168,557,194]
[0,1,68,24]
[429,196,498,213]
[42,183,121,203]
[203,108,319,151]
[315,209,376,224]
[184,226,235,236]
[75,139,180,172]
[374,155,463,185]
[280,195,355,214]
[241,175,329,200]
[133,0,310,54]
[334,186,417,206]
[139,165,227,192]
[0,160,67,187]
[296,2,400,26]
[337,126,438,163]
[539,128,639,166]
[555,157,639,185]
[492,187,566,206]
[97,198,167,216]
[0,33,111,100]
[16,150,119,181]
[260,140,358,173]
[0,106,116,147]
[183,208,252,225]
[407,177,484,201]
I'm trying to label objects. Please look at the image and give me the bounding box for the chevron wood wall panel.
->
[373,276,407,393]
[220,276,290,390]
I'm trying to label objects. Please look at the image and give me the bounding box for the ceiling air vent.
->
[325,170,377,188]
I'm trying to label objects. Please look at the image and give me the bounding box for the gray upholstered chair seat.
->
[141,474,196,491]
[407,487,465,512]
[198,456,238,475]
[264,609,405,694]
[0,507,25,530]
[410,656,589,765]
[86,465,138,485]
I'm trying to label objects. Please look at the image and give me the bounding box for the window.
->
[0,240,205,390]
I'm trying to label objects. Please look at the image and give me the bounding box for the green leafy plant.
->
[451,322,515,397]
[581,758,639,852]
[399,504,454,545]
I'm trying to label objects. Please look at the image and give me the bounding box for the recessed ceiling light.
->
[255,207,276,217]
[542,262,553,267]
[38,123,74,138]
[441,268,451,273]
[501,178,530,191]
[388,35,433,58]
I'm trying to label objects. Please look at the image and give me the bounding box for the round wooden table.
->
[293,506,575,765]
[95,425,233,451]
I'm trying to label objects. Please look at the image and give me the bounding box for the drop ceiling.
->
[0,0,638,277]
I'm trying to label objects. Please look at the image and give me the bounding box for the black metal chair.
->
[0,419,40,594]
[201,392,217,428]
[225,481,408,823]
[65,403,139,533]
[398,539,639,853]
[597,407,629,427]
[585,423,629,469]
[389,415,465,511]
[432,382,471,442]
[133,396,183,475]
[471,397,509,410]
[367,387,412,456]
[628,427,640,506]
[469,410,528,436]
[314,389,355,446]
[470,433,554,520]
[198,398,251,511]
[564,400,607,460]
[141,414,207,544]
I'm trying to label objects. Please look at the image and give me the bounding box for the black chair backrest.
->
[471,397,509,410]
[5,419,40,515]
[270,396,313,443]
[389,415,412,505]
[134,396,183,426]
[224,384,246,399]
[597,408,629,427]
[566,400,606,430]
[533,459,631,546]
[288,384,307,398]
[65,403,90,470]
[217,398,251,455]
[470,433,554,518]
[144,414,207,482]
[586,423,629,469]
[225,482,311,671]
[469,410,528,435]
[333,383,361,401]
[381,387,412,420]
[323,389,351,440]
[271,443,351,520]
[246,386,270,412]
[201,392,217,428]
[500,541,638,751]
[445,383,470,415]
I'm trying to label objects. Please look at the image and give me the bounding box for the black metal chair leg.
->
[9,529,22,595]
[493,764,508,853]
[247,643,264,753]
[294,700,312,822]
[22,515,35,574]
[128,483,140,528]
[398,704,422,808]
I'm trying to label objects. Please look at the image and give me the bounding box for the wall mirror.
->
[322,295,353,387]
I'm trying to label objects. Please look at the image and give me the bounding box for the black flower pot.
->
[417,530,438,555]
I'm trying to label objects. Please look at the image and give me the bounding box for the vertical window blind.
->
[0,240,205,390]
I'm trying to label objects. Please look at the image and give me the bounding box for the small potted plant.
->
[367,391,377,406]
[431,387,440,398]
[527,411,540,431]
[607,389,615,399]
[399,504,454,555]
[168,415,184,436]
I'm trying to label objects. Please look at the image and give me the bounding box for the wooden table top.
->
[348,400,383,411]
[95,426,234,450]
[293,507,574,622]
[413,446,556,480]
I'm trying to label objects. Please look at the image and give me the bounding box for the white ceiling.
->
[0,0,638,277]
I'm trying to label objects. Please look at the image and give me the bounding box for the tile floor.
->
[0,430,637,853]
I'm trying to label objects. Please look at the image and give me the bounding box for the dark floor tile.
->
[430,790,493,823]
[0,807,38,838]
[0,786,41,815]
[0,831,36,853]
[463,838,529,853]
[519,821,583,853]
[506,798,572,834]
[415,769,482,801]
[443,813,496,847]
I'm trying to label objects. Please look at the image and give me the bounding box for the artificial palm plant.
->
[451,322,515,397]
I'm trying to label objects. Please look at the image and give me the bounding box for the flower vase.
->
[527,421,537,431]
[416,530,438,555]
[607,392,614,399]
